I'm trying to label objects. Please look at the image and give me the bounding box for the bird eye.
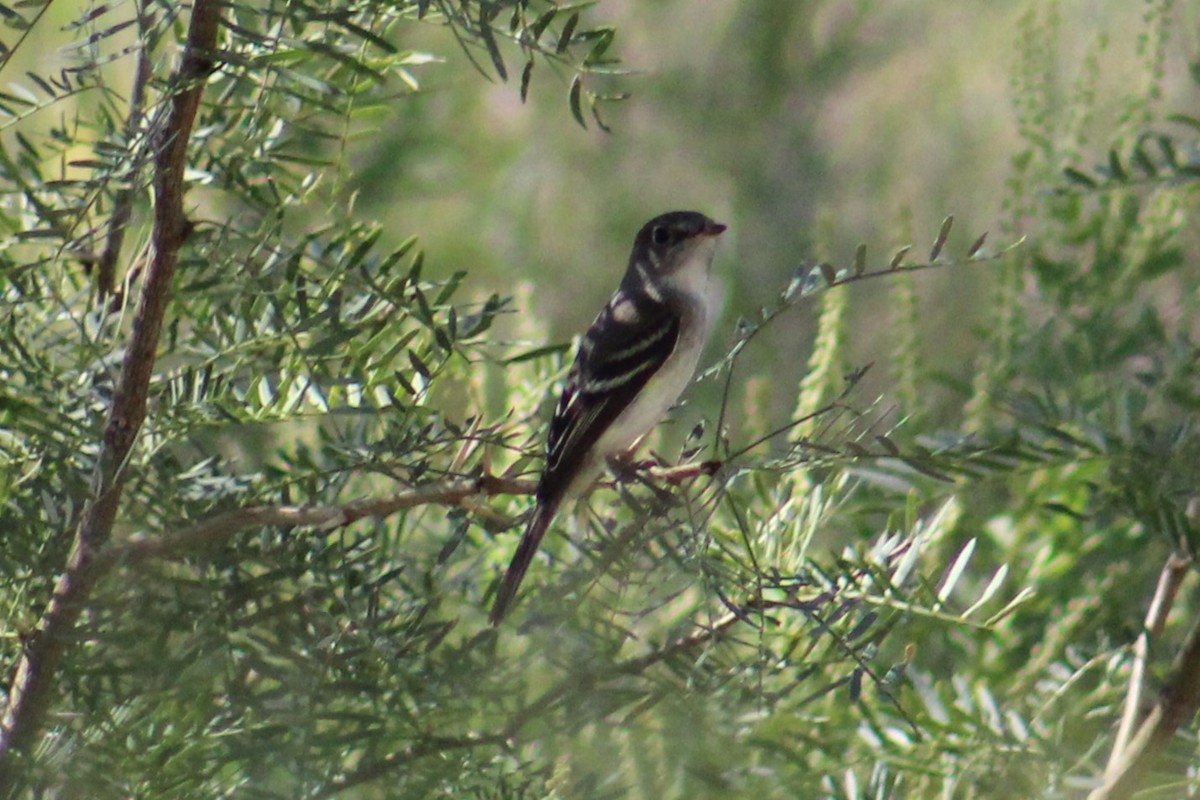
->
[651,226,670,245]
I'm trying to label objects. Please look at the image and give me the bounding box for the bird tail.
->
[489,499,559,625]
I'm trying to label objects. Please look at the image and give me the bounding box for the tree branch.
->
[0,0,223,780]
[1104,555,1189,773]
[96,2,154,300]
[98,476,536,570]
[1089,555,1198,800]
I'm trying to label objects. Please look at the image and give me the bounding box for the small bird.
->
[489,211,726,624]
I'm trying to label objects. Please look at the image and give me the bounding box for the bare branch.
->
[1089,556,1200,800]
[0,0,224,778]
[1104,554,1190,775]
[96,3,154,300]
[98,476,536,570]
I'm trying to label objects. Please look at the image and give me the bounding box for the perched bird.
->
[489,211,726,624]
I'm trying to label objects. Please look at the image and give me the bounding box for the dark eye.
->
[651,225,670,245]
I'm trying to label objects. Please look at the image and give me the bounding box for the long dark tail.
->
[489,499,559,625]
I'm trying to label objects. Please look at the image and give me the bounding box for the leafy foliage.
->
[2,2,1200,800]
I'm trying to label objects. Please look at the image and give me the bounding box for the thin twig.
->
[0,0,224,780]
[315,606,748,798]
[98,476,536,570]
[1089,557,1199,800]
[1104,554,1190,775]
[96,2,154,300]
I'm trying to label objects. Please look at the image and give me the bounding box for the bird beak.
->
[702,221,727,237]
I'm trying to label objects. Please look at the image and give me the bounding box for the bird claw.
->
[606,454,657,482]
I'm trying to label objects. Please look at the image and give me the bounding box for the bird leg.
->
[606,450,658,483]
[607,450,676,504]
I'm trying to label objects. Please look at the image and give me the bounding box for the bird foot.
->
[606,454,659,482]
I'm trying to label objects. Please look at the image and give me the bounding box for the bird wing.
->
[490,291,680,625]
[539,289,681,505]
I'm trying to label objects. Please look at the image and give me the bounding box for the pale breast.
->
[592,244,717,459]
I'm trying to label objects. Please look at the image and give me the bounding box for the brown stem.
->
[1103,554,1190,777]
[0,0,223,781]
[98,476,535,570]
[96,3,154,300]
[1089,557,1199,800]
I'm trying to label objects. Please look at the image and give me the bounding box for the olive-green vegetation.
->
[2,1,1199,798]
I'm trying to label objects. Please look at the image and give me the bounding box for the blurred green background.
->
[11,0,1193,437]
[328,0,1198,436]
[5,2,1200,795]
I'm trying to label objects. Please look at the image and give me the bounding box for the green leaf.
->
[1106,148,1127,182]
[307,326,358,357]
[520,59,533,102]
[1167,112,1200,132]
[530,8,557,41]
[557,12,579,54]
[568,74,586,128]
[583,28,614,66]
[477,8,507,81]
[393,368,415,395]
[888,245,911,270]
[1131,139,1157,177]
[1062,166,1097,187]
[818,262,836,286]
[589,97,611,133]
[412,285,434,324]
[408,349,431,379]
[505,342,570,364]
[1156,134,1178,168]
[937,539,976,605]
[930,215,952,261]
[961,564,1009,619]
[434,271,466,306]
[966,231,988,258]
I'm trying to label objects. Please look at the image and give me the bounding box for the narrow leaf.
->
[412,285,433,323]
[966,231,988,258]
[24,71,55,98]
[930,215,953,261]
[520,59,533,102]
[853,243,866,275]
[1131,140,1157,176]
[818,262,836,286]
[505,342,570,364]
[408,350,431,378]
[1107,148,1127,182]
[434,270,466,306]
[557,12,579,53]
[529,7,557,41]
[478,10,507,81]
[962,564,1009,619]
[583,28,614,66]
[590,97,611,133]
[568,74,586,128]
[900,456,953,482]
[1166,112,1200,132]
[888,245,911,270]
[1156,134,1178,168]
[1062,166,1097,187]
[848,668,863,702]
[394,369,415,395]
[937,538,976,605]
[984,586,1036,626]
[875,435,900,456]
